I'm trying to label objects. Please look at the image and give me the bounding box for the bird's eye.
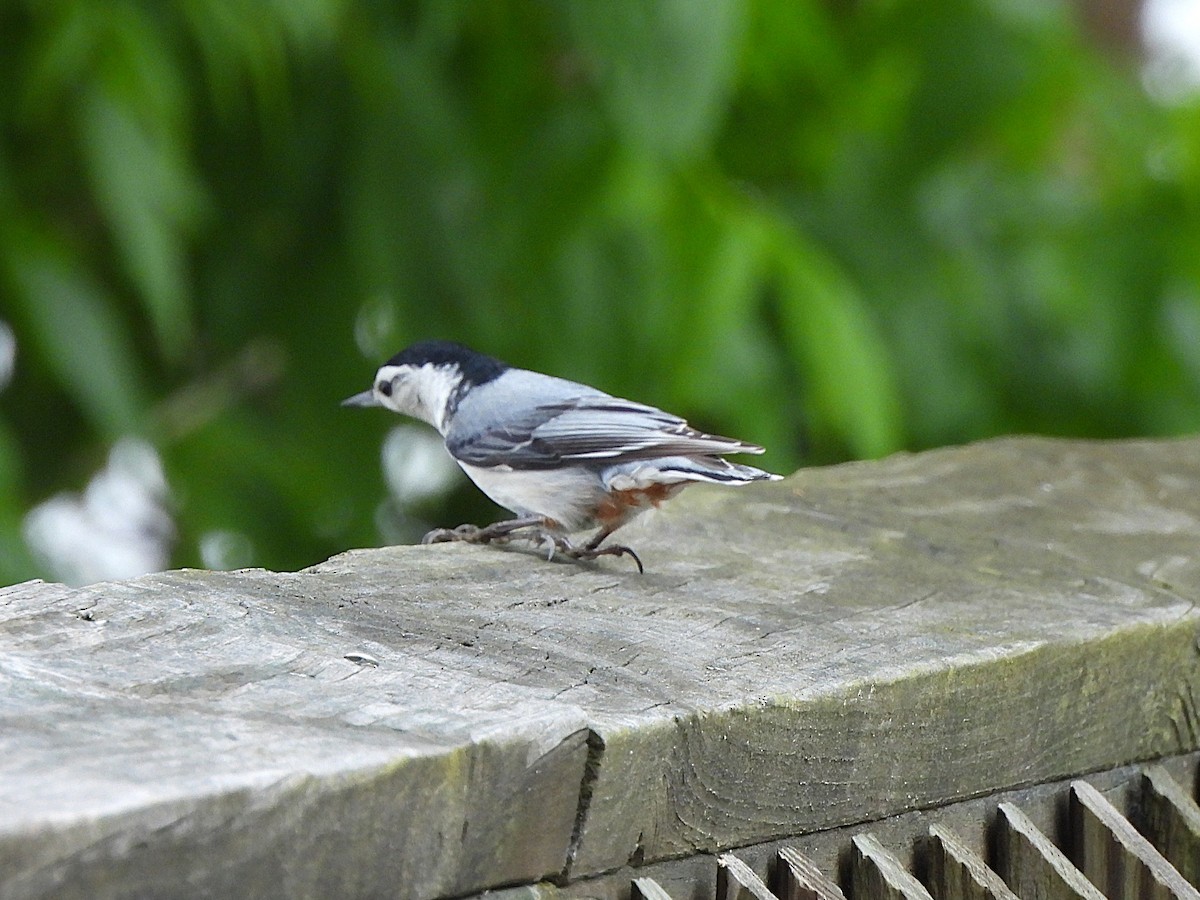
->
[377,380,393,397]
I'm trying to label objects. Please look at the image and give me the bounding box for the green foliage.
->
[0,0,1197,584]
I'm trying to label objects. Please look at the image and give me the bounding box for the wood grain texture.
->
[569,439,1200,873]
[1069,780,1200,899]
[632,877,677,900]
[5,436,1200,899]
[926,824,1018,900]
[849,834,933,900]
[1141,765,1200,889]
[717,853,776,900]
[479,754,1200,900]
[776,847,846,900]
[995,802,1106,900]
[0,572,591,900]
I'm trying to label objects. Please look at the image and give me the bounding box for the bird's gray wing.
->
[447,395,763,470]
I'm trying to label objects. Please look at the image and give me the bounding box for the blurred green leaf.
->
[79,82,201,363]
[0,421,38,585]
[179,0,344,122]
[4,223,149,437]
[565,0,744,160]
[771,223,904,459]
[13,2,98,127]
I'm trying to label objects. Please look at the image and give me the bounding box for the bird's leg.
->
[532,525,644,574]
[422,516,545,546]
[424,518,644,573]
[582,526,645,574]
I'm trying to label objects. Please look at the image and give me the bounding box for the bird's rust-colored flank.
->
[594,483,686,529]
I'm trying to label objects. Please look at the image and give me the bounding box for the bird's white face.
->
[371,363,463,432]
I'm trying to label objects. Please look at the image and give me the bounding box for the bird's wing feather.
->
[447,395,763,469]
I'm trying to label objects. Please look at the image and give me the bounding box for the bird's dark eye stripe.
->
[378,380,393,397]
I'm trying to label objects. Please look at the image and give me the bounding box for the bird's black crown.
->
[385,340,508,387]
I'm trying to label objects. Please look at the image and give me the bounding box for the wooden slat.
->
[995,801,1106,900]
[926,824,1019,900]
[632,876,677,900]
[775,846,847,900]
[1070,780,1200,900]
[1141,765,1200,889]
[717,854,777,900]
[849,834,934,900]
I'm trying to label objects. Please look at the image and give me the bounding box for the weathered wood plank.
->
[717,854,776,900]
[1069,780,1200,899]
[569,439,1200,873]
[776,846,846,900]
[6,437,1200,899]
[849,834,933,900]
[1141,765,1200,889]
[489,755,1200,900]
[995,802,1105,900]
[0,572,591,900]
[926,824,1018,900]
[633,877,677,900]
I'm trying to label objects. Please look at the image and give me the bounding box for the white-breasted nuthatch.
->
[343,341,781,572]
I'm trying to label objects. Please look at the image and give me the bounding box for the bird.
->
[342,341,781,572]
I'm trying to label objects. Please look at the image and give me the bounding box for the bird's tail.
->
[672,457,782,485]
[608,456,782,490]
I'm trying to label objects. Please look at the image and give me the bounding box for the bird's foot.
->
[422,519,643,573]
[517,529,643,574]
[569,541,644,574]
[421,523,484,545]
[421,517,543,546]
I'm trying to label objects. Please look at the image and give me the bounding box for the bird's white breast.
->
[457,463,604,533]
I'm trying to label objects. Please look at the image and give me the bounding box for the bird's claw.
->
[525,529,560,561]
[572,542,644,574]
[513,527,571,561]
[421,523,485,545]
[515,529,644,574]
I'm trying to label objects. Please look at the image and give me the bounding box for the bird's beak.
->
[341,390,381,408]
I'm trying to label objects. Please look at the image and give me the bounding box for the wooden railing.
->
[4,436,1200,900]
